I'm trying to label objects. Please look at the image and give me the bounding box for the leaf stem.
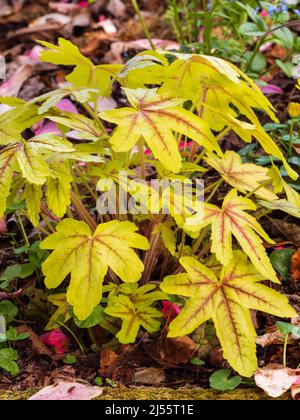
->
[56,320,85,354]
[70,190,97,231]
[131,0,156,50]
[283,333,289,367]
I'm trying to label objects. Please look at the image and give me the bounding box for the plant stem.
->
[143,220,161,283]
[75,164,98,201]
[191,227,208,254]
[82,102,108,135]
[289,119,294,157]
[17,213,30,247]
[131,0,156,49]
[244,20,300,73]
[138,139,146,179]
[206,179,223,203]
[283,333,289,367]
[56,320,85,354]
[245,179,272,200]
[70,190,97,231]
[215,126,231,142]
[169,0,186,45]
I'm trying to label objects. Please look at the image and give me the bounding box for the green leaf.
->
[0,265,22,284]
[45,293,72,331]
[74,305,105,328]
[25,183,42,227]
[273,27,294,50]
[209,369,242,391]
[46,112,103,141]
[0,348,19,376]
[276,321,300,339]
[270,249,295,281]
[239,23,265,37]
[40,219,149,320]
[105,294,162,344]
[39,38,122,96]
[0,301,18,323]
[6,327,29,341]
[46,161,72,218]
[247,52,267,73]
[190,357,205,366]
[95,377,103,386]
[276,60,294,78]
[63,355,77,365]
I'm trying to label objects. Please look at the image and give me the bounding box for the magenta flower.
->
[162,301,181,322]
[40,329,69,355]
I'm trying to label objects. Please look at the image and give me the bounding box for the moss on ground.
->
[0,387,290,400]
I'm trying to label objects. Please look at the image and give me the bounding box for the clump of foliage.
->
[166,0,300,79]
[0,301,29,376]
[0,38,299,378]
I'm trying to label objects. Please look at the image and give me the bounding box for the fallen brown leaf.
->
[157,329,196,365]
[291,377,300,400]
[0,216,7,234]
[99,348,118,376]
[254,364,300,398]
[28,381,102,400]
[291,249,300,283]
[256,330,286,347]
[16,326,52,358]
[133,367,165,385]
[269,219,300,245]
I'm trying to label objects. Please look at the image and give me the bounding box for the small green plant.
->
[276,321,300,367]
[0,241,48,290]
[63,354,77,365]
[209,369,242,391]
[166,1,300,78]
[0,302,29,376]
[94,376,103,386]
[0,39,299,379]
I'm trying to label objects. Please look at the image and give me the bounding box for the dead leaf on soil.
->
[28,381,102,400]
[133,367,166,385]
[269,219,300,245]
[0,64,33,97]
[99,348,118,376]
[156,329,196,365]
[107,0,127,18]
[254,364,300,398]
[16,326,52,358]
[291,249,300,283]
[0,217,7,234]
[208,347,224,368]
[256,330,286,347]
[291,376,300,400]
[105,39,179,63]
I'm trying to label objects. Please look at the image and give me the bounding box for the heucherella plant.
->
[0,38,299,377]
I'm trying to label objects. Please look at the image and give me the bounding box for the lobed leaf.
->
[40,219,149,319]
[161,252,296,377]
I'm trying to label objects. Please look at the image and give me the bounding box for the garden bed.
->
[0,387,291,401]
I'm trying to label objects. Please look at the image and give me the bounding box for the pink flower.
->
[259,84,283,95]
[56,98,78,114]
[24,46,44,62]
[162,301,181,322]
[79,1,89,7]
[34,99,77,136]
[34,121,61,136]
[261,9,268,17]
[40,329,69,355]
